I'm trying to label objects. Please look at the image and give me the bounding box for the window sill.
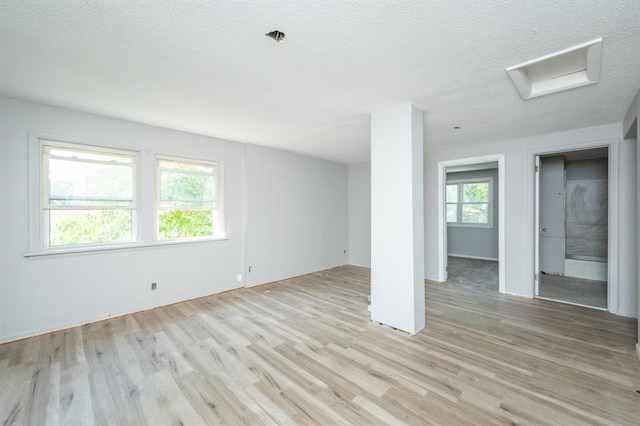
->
[447,223,493,229]
[24,236,229,258]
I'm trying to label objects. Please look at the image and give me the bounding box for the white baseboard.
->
[448,253,499,262]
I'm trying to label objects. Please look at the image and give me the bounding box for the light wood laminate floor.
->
[1,265,639,425]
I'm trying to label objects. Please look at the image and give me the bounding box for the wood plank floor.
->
[1,265,639,425]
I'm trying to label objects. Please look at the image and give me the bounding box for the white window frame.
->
[155,154,222,241]
[37,138,139,250]
[446,178,493,228]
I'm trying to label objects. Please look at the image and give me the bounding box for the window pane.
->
[462,203,488,223]
[47,147,133,164]
[160,170,214,208]
[49,210,132,246]
[159,160,214,174]
[462,182,489,202]
[446,204,458,222]
[158,210,215,239]
[48,158,133,207]
[446,184,458,202]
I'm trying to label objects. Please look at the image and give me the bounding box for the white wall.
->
[348,163,371,267]
[425,123,636,313]
[623,88,640,353]
[0,97,349,343]
[244,144,348,286]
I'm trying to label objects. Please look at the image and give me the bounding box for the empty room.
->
[2,1,640,424]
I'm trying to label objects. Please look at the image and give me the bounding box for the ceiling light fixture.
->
[266,30,285,43]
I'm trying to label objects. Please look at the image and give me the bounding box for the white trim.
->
[24,236,230,258]
[535,296,607,311]
[636,343,640,361]
[448,253,499,262]
[528,139,618,314]
[438,154,505,293]
[30,132,141,251]
[28,130,228,253]
[155,153,222,241]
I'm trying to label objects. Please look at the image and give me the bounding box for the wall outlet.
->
[236,274,242,282]
[151,282,157,290]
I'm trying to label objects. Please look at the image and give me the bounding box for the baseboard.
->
[244,263,347,288]
[347,262,371,268]
[448,253,499,262]
[614,308,639,318]
[0,284,243,345]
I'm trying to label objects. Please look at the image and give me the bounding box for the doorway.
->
[535,147,609,309]
[438,154,505,293]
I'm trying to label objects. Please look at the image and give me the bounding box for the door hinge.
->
[535,165,540,173]
[534,273,539,281]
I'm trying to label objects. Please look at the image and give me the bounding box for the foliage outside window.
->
[446,179,491,226]
[42,141,137,247]
[157,156,219,240]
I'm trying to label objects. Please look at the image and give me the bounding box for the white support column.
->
[370,103,425,334]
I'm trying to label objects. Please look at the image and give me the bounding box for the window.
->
[157,156,219,240]
[41,140,138,248]
[446,179,492,226]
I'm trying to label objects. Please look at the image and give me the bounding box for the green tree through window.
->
[157,157,219,239]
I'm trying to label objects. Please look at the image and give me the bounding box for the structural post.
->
[370,103,425,334]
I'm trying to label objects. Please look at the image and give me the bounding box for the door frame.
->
[529,139,618,313]
[437,154,506,293]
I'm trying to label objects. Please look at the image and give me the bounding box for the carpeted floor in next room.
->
[446,256,499,292]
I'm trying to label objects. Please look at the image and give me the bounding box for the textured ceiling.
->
[1,1,639,163]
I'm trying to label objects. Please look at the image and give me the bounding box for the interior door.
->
[443,167,448,281]
[534,156,540,296]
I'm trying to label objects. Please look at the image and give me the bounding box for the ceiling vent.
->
[506,38,603,100]
[266,30,285,43]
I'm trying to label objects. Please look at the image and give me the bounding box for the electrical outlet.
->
[151,282,157,290]
[236,274,242,282]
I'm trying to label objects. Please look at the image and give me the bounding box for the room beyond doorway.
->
[438,154,505,293]
[534,147,609,310]
[446,256,498,292]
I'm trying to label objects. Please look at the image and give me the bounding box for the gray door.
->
[539,156,565,275]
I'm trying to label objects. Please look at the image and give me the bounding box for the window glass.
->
[446,204,458,222]
[446,184,458,202]
[462,203,489,224]
[42,141,137,248]
[446,179,491,226]
[157,157,219,240]
[462,182,488,203]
